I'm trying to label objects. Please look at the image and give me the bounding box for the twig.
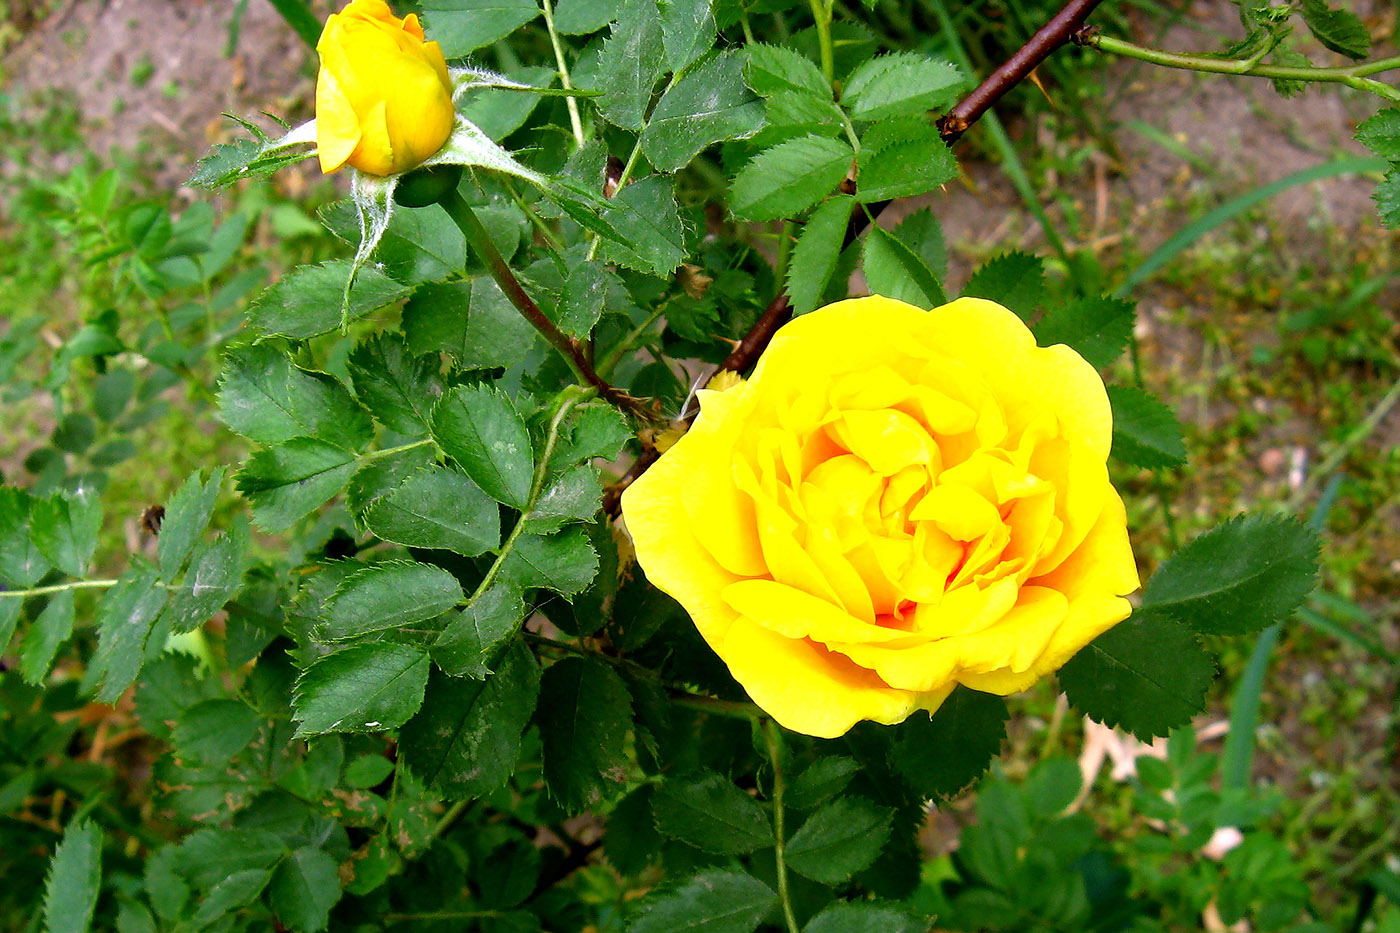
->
[602,294,792,519]
[938,0,1107,143]
[1080,32,1400,102]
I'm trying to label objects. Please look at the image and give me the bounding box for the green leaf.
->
[93,566,169,703]
[432,583,525,678]
[269,847,343,933]
[247,260,411,340]
[218,344,373,451]
[432,384,535,509]
[1033,295,1135,368]
[18,588,75,685]
[804,902,927,932]
[524,466,603,532]
[643,51,764,172]
[322,199,468,285]
[363,465,500,556]
[786,756,862,809]
[344,755,394,789]
[189,130,314,190]
[555,261,614,338]
[652,770,774,854]
[0,487,48,586]
[1141,515,1320,635]
[598,175,688,277]
[347,444,436,514]
[594,0,667,130]
[402,279,539,368]
[557,404,633,464]
[157,468,225,580]
[43,820,102,933]
[787,195,853,314]
[1300,0,1369,59]
[163,522,248,633]
[292,643,431,736]
[856,132,957,202]
[1373,167,1400,228]
[1356,108,1400,160]
[862,225,946,308]
[891,685,1008,798]
[1023,757,1081,818]
[31,490,101,578]
[890,207,946,284]
[605,786,664,874]
[347,334,444,436]
[422,0,539,56]
[171,698,263,765]
[191,868,272,928]
[537,657,633,812]
[744,44,829,98]
[320,561,465,641]
[0,599,22,659]
[730,135,853,221]
[1108,386,1187,469]
[400,640,540,799]
[785,796,892,883]
[236,438,359,533]
[630,870,777,933]
[554,0,623,32]
[842,52,963,121]
[658,0,716,71]
[960,250,1044,319]
[501,526,600,596]
[1059,610,1216,739]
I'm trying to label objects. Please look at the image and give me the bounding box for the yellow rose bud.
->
[315,0,456,177]
[622,296,1140,738]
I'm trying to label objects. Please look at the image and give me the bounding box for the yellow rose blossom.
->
[315,0,455,176]
[622,295,1140,738]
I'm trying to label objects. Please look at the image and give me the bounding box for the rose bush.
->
[314,0,455,176]
[623,295,1140,738]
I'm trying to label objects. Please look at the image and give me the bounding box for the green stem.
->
[441,189,648,420]
[1089,34,1400,101]
[0,579,119,599]
[540,0,587,145]
[763,719,800,933]
[808,0,836,84]
[359,437,435,463]
[597,301,671,378]
[774,221,795,289]
[469,388,594,624]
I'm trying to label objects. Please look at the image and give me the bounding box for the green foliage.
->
[1141,515,1320,636]
[5,0,1389,928]
[43,820,102,933]
[1060,610,1217,739]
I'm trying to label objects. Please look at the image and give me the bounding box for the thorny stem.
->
[937,0,1106,142]
[1083,32,1400,102]
[540,0,587,145]
[441,188,650,421]
[763,719,801,933]
[469,387,594,627]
